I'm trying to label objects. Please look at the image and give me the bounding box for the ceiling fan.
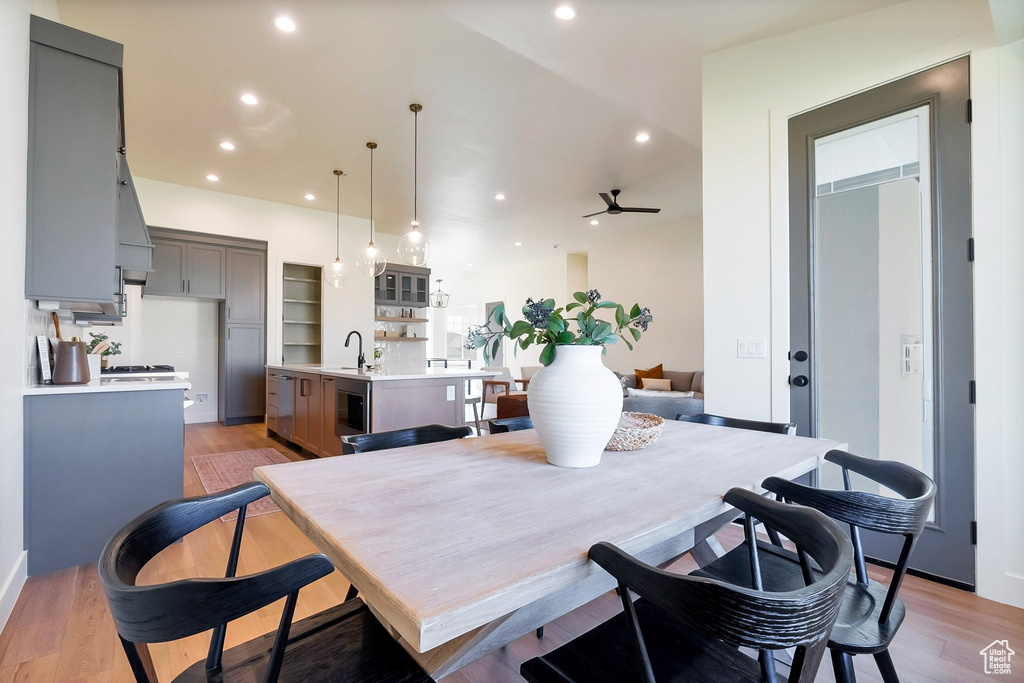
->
[582,189,661,218]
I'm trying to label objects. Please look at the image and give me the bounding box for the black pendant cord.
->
[374,143,378,244]
[335,172,341,259]
[413,108,418,226]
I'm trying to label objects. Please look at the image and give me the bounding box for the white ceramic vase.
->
[527,345,623,468]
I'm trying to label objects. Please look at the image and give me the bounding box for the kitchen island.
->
[265,365,496,456]
[23,376,190,574]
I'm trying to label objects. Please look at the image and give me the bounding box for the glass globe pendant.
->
[398,103,433,266]
[357,142,387,277]
[324,257,347,288]
[356,243,386,277]
[324,169,348,288]
[397,222,432,266]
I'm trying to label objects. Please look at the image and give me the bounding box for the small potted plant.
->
[87,332,122,370]
[467,290,652,468]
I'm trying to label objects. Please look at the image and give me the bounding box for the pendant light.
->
[324,169,348,288]
[430,279,449,308]
[355,142,387,277]
[397,103,433,266]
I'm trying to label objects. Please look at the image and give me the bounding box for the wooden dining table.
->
[255,420,844,679]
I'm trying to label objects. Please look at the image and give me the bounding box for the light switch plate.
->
[446,385,456,401]
[737,338,767,359]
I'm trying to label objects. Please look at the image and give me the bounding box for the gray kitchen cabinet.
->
[26,22,119,305]
[221,324,265,423]
[24,389,184,575]
[144,238,187,296]
[375,264,429,307]
[186,243,226,299]
[226,248,266,324]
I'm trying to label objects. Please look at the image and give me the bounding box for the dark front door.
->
[789,58,974,587]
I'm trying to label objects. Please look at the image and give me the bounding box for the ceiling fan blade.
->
[619,207,662,213]
[581,209,609,218]
[599,192,615,208]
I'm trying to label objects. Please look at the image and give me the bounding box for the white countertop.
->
[266,364,496,382]
[24,376,192,395]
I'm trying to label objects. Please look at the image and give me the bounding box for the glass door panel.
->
[813,107,935,498]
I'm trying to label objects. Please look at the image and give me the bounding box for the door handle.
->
[789,375,809,387]
[789,350,808,362]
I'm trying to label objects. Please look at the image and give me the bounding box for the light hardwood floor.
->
[0,422,1021,682]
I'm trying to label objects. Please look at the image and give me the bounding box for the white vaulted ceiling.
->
[56,0,900,269]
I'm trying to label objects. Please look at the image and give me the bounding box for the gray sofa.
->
[620,370,705,420]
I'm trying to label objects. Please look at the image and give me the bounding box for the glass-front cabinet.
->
[374,264,430,308]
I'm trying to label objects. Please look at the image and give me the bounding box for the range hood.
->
[116,154,152,285]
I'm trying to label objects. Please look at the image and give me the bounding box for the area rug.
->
[190,448,291,522]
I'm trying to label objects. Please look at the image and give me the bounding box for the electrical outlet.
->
[197,393,208,403]
[446,385,455,401]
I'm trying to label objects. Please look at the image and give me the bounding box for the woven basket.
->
[606,412,665,451]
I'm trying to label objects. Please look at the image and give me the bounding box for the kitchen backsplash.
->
[25,301,84,387]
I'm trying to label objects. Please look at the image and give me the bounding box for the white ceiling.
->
[57,0,900,271]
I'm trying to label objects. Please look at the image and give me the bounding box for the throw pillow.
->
[634,363,664,389]
[640,378,672,391]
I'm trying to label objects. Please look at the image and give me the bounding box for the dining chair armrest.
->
[482,380,510,395]
[515,378,530,388]
[761,476,929,535]
[110,554,335,643]
[824,449,934,500]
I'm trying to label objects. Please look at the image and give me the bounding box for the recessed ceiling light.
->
[240,93,258,105]
[635,132,650,143]
[274,16,296,32]
[553,5,576,20]
[495,193,506,200]
[219,141,235,151]
[590,219,599,225]
[304,193,315,200]
[466,263,473,267]
[206,174,219,182]
[514,241,522,246]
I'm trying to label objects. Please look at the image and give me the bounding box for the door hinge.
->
[967,98,973,124]
[968,237,975,262]
[969,380,977,404]
[970,521,977,545]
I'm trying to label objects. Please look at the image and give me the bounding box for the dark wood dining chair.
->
[521,487,853,683]
[341,423,471,454]
[487,416,534,433]
[691,450,935,683]
[676,412,797,435]
[99,482,432,683]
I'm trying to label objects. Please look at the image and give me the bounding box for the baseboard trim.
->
[866,555,975,593]
[221,415,265,426]
[0,550,28,633]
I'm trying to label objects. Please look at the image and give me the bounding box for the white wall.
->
[1,0,60,633]
[447,254,570,378]
[702,0,1024,606]
[588,217,703,376]
[133,178,377,371]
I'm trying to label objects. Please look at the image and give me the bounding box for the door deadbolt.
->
[789,375,809,387]
[789,350,808,362]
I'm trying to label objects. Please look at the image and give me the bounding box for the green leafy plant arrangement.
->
[87,332,122,357]
[466,289,653,366]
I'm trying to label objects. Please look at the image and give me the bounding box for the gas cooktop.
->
[101,364,176,374]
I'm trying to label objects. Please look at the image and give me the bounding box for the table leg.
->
[689,536,727,567]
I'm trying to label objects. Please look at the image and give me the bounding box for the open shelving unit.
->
[282,263,322,364]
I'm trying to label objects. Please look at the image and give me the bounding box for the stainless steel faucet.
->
[345,330,365,369]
